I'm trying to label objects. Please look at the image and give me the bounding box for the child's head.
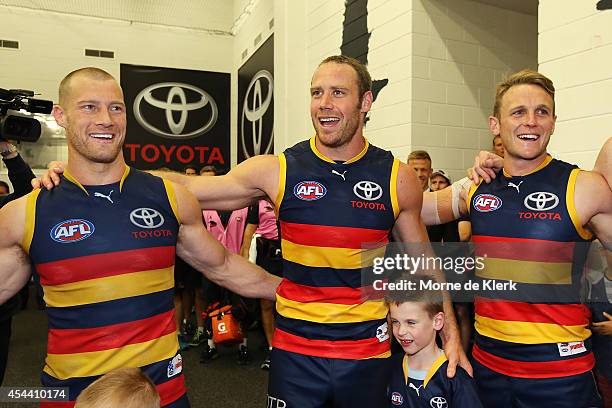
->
[385,289,444,355]
[74,367,160,408]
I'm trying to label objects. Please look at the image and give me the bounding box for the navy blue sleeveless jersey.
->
[273,138,399,359]
[387,353,483,407]
[468,156,594,378]
[24,167,188,407]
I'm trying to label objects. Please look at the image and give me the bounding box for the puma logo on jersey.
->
[507,181,523,193]
[94,190,114,204]
[331,170,347,181]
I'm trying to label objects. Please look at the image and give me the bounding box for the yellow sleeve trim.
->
[22,189,41,255]
[275,153,287,215]
[466,179,481,215]
[390,158,400,219]
[424,353,448,388]
[163,179,181,225]
[566,169,593,240]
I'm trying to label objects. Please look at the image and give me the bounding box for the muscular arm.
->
[593,137,611,190]
[392,163,471,377]
[155,155,280,211]
[173,183,281,300]
[0,196,32,305]
[37,155,281,212]
[575,170,612,249]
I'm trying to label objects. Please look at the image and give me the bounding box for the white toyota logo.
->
[130,208,165,229]
[133,82,218,139]
[241,70,274,159]
[429,397,448,408]
[524,192,559,211]
[353,181,383,201]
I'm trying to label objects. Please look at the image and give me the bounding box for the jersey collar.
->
[64,165,131,195]
[402,352,448,387]
[502,154,553,178]
[309,136,369,164]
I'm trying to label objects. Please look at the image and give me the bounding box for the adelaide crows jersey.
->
[273,138,399,359]
[468,156,594,378]
[24,167,188,407]
[387,353,482,407]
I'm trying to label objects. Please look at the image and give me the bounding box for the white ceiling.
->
[0,0,538,34]
[471,0,538,16]
[0,0,236,33]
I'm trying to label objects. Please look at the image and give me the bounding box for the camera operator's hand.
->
[32,161,65,190]
[0,140,18,160]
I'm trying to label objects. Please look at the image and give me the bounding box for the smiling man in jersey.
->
[0,68,280,408]
[160,55,467,408]
[463,70,611,407]
[34,57,469,408]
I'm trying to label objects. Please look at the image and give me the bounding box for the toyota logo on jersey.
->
[293,181,327,201]
[50,219,95,243]
[473,194,503,212]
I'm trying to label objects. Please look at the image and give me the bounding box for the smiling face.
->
[389,302,443,356]
[489,84,555,166]
[53,75,126,165]
[310,62,372,149]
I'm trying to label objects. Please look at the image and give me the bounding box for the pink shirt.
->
[203,208,248,254]
[255,200,279,240]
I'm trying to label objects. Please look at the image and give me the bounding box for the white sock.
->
[240,338,248,348]
[208,339,216,349]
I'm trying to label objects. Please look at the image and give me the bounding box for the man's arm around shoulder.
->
[576,170,612,249]
[392,163,472,377]
[172,182,280,300]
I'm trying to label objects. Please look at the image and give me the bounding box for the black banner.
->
[237,35,274,163]
[120,64,230,173]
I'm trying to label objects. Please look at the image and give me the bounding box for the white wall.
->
[407,0,537,181]
[539,0,612,169]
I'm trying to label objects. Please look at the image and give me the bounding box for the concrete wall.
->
[408,0,537,181]
[539,0,612,169]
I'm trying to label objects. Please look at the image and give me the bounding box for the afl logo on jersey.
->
[391,392,404,405]
[50,219,95,243]
[473,194,502,212]
[293,181,327,201]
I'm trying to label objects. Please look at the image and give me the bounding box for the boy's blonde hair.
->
[385,287,443,319]
[75,367,160,408]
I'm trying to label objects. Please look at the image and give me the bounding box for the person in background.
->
[241,199,282,370]
[492,135,505,157]
[408,150,432,192]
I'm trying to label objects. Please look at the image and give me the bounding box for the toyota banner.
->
[120,64,230,173]
[237,35,274,163]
